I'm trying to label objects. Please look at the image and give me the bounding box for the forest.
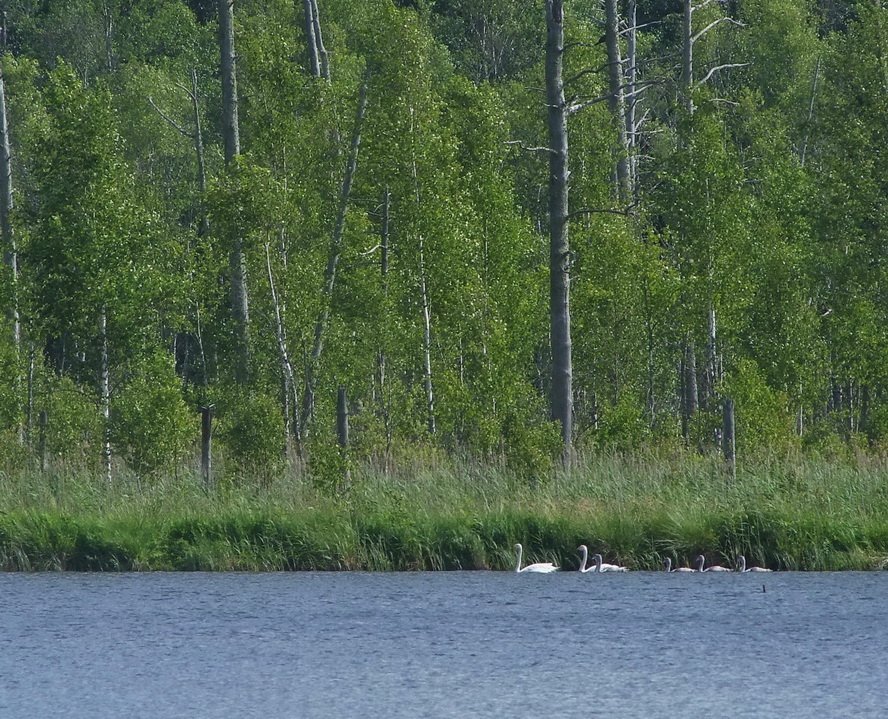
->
[0,0,886,496]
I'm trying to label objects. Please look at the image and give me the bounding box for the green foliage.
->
[0,0,885,487]
[217,389,285,482]
[40,376,103,466]
[111,351,196,475]
[722,360,796,452]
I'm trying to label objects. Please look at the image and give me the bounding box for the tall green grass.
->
[1,450,887,571]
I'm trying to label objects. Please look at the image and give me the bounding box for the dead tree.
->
[546,0,573,460]
[219,0,251,384]
[604,0,631,202]
[0,55,21,444]
[301,0,330,81]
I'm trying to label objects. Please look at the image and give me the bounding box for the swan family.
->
[514,543,774,573]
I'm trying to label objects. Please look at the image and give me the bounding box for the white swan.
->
[577,544,595,573]
[591,553,628,572]
[737,555,773,572]
[663,557,695,572]
[697,554,732,572]
[514,543,558,573]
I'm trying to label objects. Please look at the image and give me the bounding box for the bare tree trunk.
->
[681,0,694,113]
[336,385,349,447]
[102,2,114,72]
[300,0,330,81]
[219,0,250,384]
[377,187,392,455]
[0,57,21,443]
[419,236,436,435]
[604,0,631,202]
[0,59,17,353]
[265,241,302,455]
[682,338,698,442]
[201,404,213,491]
[311,0,330,83]
[546,0,573,459]
[860,384,870,436]
[220,1,240,163]
[722,396,735,482]
[800,57,821,167]
[300,78,369,434]
[625,0,638,195]
[26,345,34,444]
[704,302,718,406]
[301,0,321,78]
[99,307,112,485]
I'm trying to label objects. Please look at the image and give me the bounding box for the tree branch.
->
[619,20,662,35]
[148,96,193,138]
[568,79,662,114]
[696,62,749,87]
[563,63,609,87]
[691,17,745,45]
[504,139,556,153]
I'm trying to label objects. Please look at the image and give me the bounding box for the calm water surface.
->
[1,571,886,718]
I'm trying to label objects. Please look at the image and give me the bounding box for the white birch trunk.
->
[100,307,112,485]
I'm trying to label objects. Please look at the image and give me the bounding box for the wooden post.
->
[38,409,47,472]
[201,404,214,491]
[722,397,736,482]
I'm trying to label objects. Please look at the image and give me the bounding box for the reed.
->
[1,450,887,571]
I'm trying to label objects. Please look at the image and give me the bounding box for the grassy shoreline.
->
[2,451,887,571]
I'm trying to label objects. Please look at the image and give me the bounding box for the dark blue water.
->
[1,571,886,718]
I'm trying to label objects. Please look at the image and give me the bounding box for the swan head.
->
[577,544,588,554]
[663,557,672,571]
[695,555,705,571]
[514,543,523,553]
[736,555,746,571]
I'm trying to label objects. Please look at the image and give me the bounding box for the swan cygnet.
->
[514,543,559,573]
[697,554,732,572]
[737,555,773,573]
[591,553,628,572]
[663,557,695,573]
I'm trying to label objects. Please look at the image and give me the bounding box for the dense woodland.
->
[0,0,886,483]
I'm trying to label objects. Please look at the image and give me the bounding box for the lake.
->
[1,570,886,718]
